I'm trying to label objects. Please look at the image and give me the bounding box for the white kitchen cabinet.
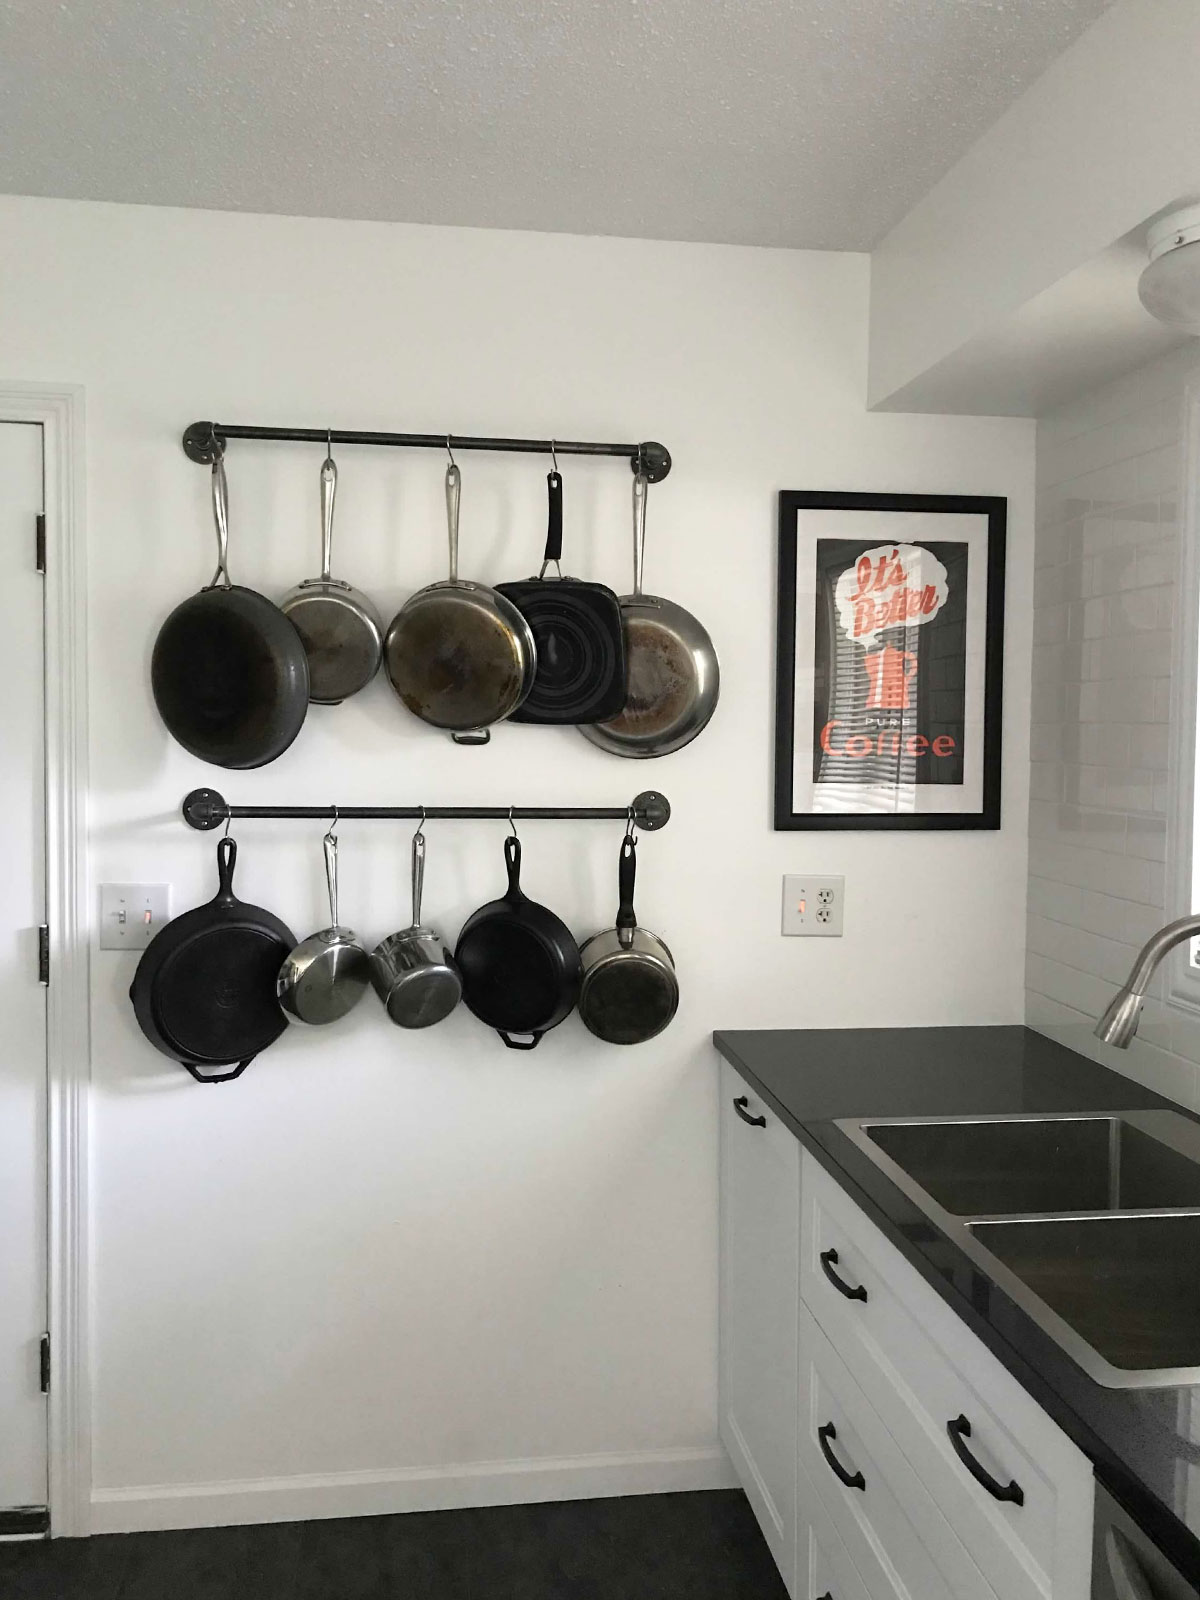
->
[718,1059,801,1593]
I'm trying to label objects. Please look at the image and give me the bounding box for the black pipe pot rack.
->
[182,422,672,483]
[182,788,671,832]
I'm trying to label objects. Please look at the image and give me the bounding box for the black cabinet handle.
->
[732,1095,766,1128]
[946,1415,1024,1506]
[817,1422,865,1491]
[819,1247,867,1302]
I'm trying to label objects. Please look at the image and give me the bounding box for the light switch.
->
[99,884,171,951]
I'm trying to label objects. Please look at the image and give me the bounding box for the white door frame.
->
[0,382,90,1536]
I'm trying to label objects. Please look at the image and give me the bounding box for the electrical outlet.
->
[99,884,172,951]
[782,875,844,937]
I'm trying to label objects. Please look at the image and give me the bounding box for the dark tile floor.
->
[0,1489,787,1599]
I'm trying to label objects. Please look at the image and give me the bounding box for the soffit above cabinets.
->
[0,0,1112,251]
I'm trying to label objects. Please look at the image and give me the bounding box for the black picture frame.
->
[774,491,1006,831]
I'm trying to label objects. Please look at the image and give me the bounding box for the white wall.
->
[0,194,1034,1532]
[1027,342,1200,1109]
[869,0,1200,410]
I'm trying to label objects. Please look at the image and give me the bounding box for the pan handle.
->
[209,459,233,590]
[498,1031,541,1050]
[538,470,563,578]
[445,462,461,584]
[181,1057,253,1083]
[320,453,338,582]
[631,472,648,599]
[411,828,425,926]
[215,836,238,904]
[617,834,637,948]
[504,834,523,897]
[323,831,339,927]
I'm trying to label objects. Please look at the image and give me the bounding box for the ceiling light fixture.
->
[1138,203,1200,333]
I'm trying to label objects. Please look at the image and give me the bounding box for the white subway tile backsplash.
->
[1029,346,1200,1103]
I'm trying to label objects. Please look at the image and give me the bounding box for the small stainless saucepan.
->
[578,830,678,1045]
[370,826,462,1028]
[277,825,371,1025]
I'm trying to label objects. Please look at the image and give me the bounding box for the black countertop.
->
[713,1024,1200,1584]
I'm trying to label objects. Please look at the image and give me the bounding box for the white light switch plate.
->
[782,875,844,936]
[99,884,172,950]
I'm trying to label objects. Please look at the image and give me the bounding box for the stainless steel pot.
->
[579,473,718,759]
[277,829,371,1025]
[280,448,384,704]
[369,828,462,1028]
[578,832,678,1045]
[383,462,536,742]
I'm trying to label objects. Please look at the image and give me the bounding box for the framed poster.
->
[774,491,1006,830]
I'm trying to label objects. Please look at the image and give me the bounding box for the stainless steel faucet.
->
[1095,914,1200,1046]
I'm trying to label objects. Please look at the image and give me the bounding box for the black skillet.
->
[152,459,310,769]
[129,838,296,1082]
[455,836,582,1048]
[497,468,626,725]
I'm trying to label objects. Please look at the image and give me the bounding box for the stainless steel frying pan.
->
[580,474,718,758]
[383,463,536,742]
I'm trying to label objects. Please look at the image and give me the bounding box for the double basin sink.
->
[835,1110,1200,1389]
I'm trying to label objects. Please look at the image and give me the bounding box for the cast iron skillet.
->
[152,459,310,769]
[129,837,296,1082]
[497,468,626,725]
[455,836,582,1049]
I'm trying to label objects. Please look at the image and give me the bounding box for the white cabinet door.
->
[718,1058,801,1593]
[0,421,48,1517]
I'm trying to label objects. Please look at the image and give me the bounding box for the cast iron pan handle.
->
[215,836,238,906]
[181,1058,253,1084]
[617,834,637,948]
[499,1032,541,1051]
[946,1415,1024,1506]
[818,1422,865,1492]
[820,1247,868,1302]
[733,1095,766,1127]
[504,835,524,901]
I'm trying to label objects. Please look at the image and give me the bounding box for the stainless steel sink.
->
[969,1215,1200,1378]
[834,1111,1200,1389]
[863,1114,1200,1216]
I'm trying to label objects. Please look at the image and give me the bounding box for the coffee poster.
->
[775,494,1005,830]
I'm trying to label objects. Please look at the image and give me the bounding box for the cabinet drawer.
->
[799,1305,996,1600]
[801,1152,1092,1600]
[797,1460,873,1600]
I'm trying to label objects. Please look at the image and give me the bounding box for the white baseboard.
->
[90,1445,738,1535]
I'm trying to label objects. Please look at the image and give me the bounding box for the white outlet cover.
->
[782,874,844,937]
[99,883,172,951]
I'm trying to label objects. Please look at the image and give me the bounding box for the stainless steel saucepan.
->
[370,826,462,1028]
[580,472,719,758]
[277,826,371,1024]
[280,446,384,704]
[578,830,678,1044]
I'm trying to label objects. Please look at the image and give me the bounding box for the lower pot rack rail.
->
[182,788,671,832]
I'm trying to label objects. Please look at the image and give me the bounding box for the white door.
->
[718,1058,801,1594]
[0,421,48,1518]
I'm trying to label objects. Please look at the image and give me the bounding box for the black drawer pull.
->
[946,1414,1024,1506]
[817,1422,865,1491]
[732,1095,766,1128]
[819,1247,867,1302]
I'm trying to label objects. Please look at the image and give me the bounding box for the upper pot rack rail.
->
[182,787,672,832]
[182,422,672,483]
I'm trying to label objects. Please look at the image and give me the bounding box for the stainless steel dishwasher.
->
[1094,1484,1200,1599]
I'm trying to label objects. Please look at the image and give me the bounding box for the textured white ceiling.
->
[0,0,1113,250]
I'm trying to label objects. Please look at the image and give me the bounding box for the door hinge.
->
[35,514,46,574]
[39,1335,50,1394]
[38,925,49,986]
